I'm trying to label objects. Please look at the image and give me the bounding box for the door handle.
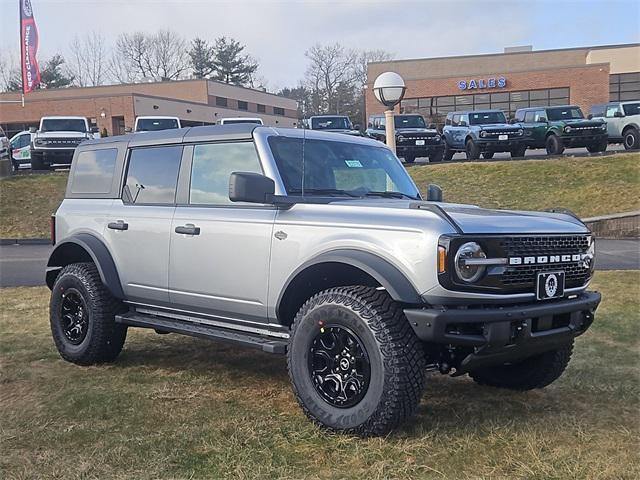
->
[108,220,128,231]
[175,224,200,236]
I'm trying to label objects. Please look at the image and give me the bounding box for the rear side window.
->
[123,146,182,204]
[71,148,118,194]
[189,142,262,205]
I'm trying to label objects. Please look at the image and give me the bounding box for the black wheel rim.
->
[59,289,89,345]
[308,325,371,408]
[625,133,635,148]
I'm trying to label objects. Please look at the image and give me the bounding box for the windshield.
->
[469,111,506,125]
[222,119,262,125]
[394,115,426,129]
[546,107,584,121]
[268,136,420,199]
[311,117,352,130]
[136,118,179,131]
[41,119,87,132]
[623,103,640,116]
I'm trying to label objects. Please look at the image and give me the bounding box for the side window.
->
[378,117,386,128]
[524,111,535,122]
[123,146,182,204]
[605,105,620,117]
[189,142,262,205]
[21,134,31,148]
[71,148,118,195]
[534,110,546,122]
[451,114,460,126]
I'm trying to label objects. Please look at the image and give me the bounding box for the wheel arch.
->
[46,233,124,299]
[622,122,639,134]
[275,249,422,327]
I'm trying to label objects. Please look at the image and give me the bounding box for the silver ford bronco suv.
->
[47,125,601,436]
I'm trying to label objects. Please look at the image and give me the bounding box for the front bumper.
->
[404,291,601,373]
[31,148,75,165]
[561,133,607,148]
[396,143,444,156]
[477,138,526,151]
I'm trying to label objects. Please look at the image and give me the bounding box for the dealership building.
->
[0,79,298,138]
[366,43,640,126]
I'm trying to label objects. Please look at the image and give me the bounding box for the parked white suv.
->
[30,116,98,170]
[590,101,640,150]
[46,125,601,436]
[10,130,33,171]
[134,116,182,132]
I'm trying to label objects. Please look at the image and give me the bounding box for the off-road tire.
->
[482,151,494,159]
[443,142,454,161]
[465,138,481,160]
[623,127,639,150]
[469,341,573,391]
[586,139,607,153]
[30,152,50,171]
[403,155,416,164]
[545,134,564,156]
[50,262,127,365]
[510,145,527,158]
[287,286,426,437]
[429,148,444,163]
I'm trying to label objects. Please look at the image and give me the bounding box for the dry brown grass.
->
[1,271,639,479]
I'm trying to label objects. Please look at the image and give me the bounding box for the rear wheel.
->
[465,138,481,160]
[545,134,564,156]
[623,127,639,150]
[287,286,426,437]
[50,262,127,365]
[469,342,573,391]
[586,139,607,153]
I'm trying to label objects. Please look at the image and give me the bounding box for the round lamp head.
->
[373,72,406,108]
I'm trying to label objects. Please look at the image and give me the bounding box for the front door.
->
[105,145,183,304]
[169,141,276,323]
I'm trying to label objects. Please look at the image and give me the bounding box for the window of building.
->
[71,148,118,194]
[238,100,248,111]
[216,96,228,107]
[190,142,262,205]
[609,73,640,102]
[124,146,182,204]
[273,106,285,116]
[257,104,266,113]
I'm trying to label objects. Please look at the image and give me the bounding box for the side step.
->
[116,312,288,354]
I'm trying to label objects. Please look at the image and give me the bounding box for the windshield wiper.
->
[288,188,360,197]
[363,191,420,200]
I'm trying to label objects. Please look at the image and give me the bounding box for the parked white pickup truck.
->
[590,101,640,150]
[134,116,182,132]
[30,116,99,170]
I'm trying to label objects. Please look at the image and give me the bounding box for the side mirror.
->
[354,124,361,131]
[29,127,37,133]
[459,121,467,127]
[587,114,593,120]
[614,111,624,118]
[538,117,548,123]
[90,126,99,133]
[229,172,275,204]
[125,127,132,133]
[426,184,443,202]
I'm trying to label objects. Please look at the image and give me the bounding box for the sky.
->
[1,0,639,90]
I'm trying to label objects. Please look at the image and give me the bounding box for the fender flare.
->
[622,122,639,133]
[46,233,124,299]
[276,248,423,317]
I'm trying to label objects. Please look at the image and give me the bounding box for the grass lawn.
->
[410,153,640,218]
[1,271,638,479]
[0,153,638,238]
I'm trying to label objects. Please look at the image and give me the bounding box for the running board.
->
[116,312,288,354]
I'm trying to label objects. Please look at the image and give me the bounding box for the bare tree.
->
[152,30,190,80]
[304,43,357,114]
[68,32,108,87]
[353,49,394,89]
[0,53,22,92]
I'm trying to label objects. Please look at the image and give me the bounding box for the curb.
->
[0,238,51,245]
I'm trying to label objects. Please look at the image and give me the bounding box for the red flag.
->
[20,0,40,93]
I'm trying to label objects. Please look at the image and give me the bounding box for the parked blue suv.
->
[442,110,527,160]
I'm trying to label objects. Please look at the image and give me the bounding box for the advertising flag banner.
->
[20,0,40,93]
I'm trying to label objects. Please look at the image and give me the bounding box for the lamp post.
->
[372,72,406,154]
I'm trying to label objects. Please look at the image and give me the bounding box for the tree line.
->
[0,30,392,126]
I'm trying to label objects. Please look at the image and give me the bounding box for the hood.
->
[395,127,438,134]
[36,131,89,138]
[563,119,604,127]
[478,123,518,130]
[437,204,587,234]
[323,129,363,136]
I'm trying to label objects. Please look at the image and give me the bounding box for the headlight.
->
[583,237,596,272]
[34,138,46,145]
[517,128,524,135]
[564,126,572,133]
[434,134,441,142]
[454,242,487,283]
[600,123,607,130]
[479,130,487,138]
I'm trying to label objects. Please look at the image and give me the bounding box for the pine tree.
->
[189,38,215,78]
[39,54,74,89]
[211,37,258,86]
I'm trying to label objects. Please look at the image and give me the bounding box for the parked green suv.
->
[514,105,608,155]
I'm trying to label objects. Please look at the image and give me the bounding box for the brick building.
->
[0,79,298,137]
[366,43,640,126]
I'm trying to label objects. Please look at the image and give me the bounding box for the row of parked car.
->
[307,100,639,162]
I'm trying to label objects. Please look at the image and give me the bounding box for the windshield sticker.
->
[345,160,363,168]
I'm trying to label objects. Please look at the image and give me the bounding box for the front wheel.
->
[545,134,565,156]
[586,139,607,153]
[429,149,444,163]
[623,127,639,150]
[287,286,426,437]
[31,153,50,171]
[482,151,494,159]
[465,138,481,160]
[469,342,573,391]
[403,155,415,164]
[443,142,454,161]
[50,262,127,365]
[510,145,527,158]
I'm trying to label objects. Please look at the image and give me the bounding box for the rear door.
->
[168,141,276,323]
[105,145,183,304]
